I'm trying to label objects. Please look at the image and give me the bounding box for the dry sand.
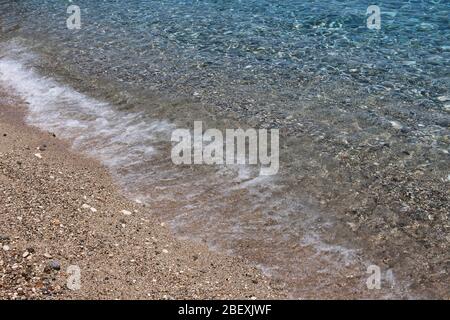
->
[0,89,287,300]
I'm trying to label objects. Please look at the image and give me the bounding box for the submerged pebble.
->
[389,121,403,130]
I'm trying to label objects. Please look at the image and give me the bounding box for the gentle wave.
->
[0,40,416,299]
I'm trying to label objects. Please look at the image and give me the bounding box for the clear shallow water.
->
[0,1,449,298]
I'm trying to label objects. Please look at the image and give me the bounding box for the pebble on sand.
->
[34,153,42,159]
[121,210,132,216]
[48,260,61,271]
[81,204,97,213]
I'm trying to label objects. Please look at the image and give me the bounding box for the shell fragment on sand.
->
[82,204,97,213]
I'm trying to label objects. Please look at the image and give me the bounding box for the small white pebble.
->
[389,121,403,130]
[162,249,169,254]
[34,153,42,159]
[3,245,10,251]
[121,210,132,216]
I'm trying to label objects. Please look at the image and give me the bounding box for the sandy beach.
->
[0,89,286,300]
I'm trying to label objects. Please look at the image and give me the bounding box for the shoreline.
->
[0,49,448,299]
[0,88,287,300]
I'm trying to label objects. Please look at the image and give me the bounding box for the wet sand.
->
[0,89,286,300]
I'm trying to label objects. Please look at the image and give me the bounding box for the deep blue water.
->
[0,0,448,147]
[1,0,449,120]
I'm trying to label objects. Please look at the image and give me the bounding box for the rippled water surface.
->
[0,0,449,298]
